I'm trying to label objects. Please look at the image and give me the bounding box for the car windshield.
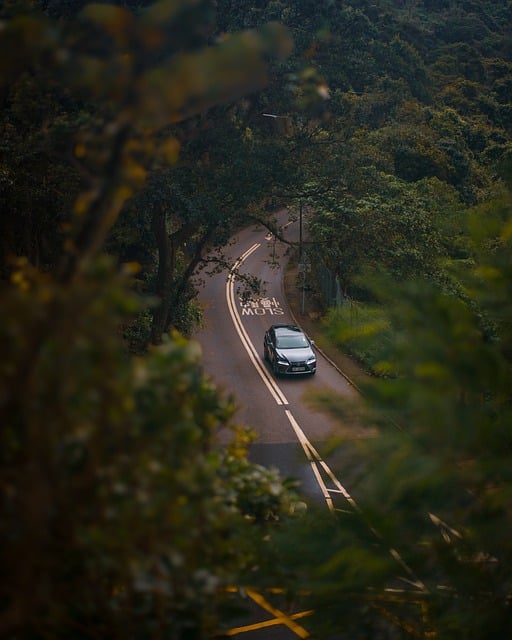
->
[276,334,309,349]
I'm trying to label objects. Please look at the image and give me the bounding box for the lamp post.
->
[263,112,303,256]
[299,198,303,263]
[262,112,287,211]
[262,112,305,311]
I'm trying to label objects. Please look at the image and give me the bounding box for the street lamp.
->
[299,199,303,263]
[261,113,311,314]
[261,111,304,270]
[262,115,303,253]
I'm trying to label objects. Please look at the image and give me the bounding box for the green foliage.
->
[323,302,393,376]
[0,258,300,638]
[312,181,512,638]
[308,174,462,299]
[0,2,301,637]
[265,0,512,313]
[0,0,292,283]
[122,306,153,353]
[3,0,512,636]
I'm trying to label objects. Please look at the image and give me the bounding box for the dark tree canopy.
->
[2,0,512,638]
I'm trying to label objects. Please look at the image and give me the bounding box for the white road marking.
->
[225,243,288,406]
[225,238,426,593]
[285,410,359,514]
[285,409,427,591]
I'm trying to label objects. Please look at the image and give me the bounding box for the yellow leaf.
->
[158,137,180,164]
[74,143,86,159]
[81,4,134,49]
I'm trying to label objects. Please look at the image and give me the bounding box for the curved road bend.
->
[194,213,427,638]
[194,212,362,507]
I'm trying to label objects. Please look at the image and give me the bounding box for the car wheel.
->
[272,360,280,377]
[263,345,269,361]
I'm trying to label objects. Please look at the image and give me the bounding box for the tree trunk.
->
[149,205,174,345]
[165,232,211,330]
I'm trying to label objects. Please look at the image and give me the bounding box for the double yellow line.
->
[224,587,313,638]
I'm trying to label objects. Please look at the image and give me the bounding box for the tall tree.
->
[298,170,512,638]
[0,2,299,638]
[0,0,291,282]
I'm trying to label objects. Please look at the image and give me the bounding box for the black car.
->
[264,324,316,376]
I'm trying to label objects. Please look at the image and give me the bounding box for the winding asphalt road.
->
[194,211,361,507]
[193,212,427,638]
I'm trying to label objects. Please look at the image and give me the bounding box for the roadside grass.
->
[321,302,394,377]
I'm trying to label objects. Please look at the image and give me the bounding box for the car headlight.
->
[306,356,316,364]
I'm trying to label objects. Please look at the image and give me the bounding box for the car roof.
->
[271,324,304,336]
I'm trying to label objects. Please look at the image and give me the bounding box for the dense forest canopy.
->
[2,0,511,325]
[1,0,512,638]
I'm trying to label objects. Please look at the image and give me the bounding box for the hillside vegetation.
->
[1,1,512,638]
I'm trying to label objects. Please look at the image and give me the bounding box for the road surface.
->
[193,212,425,638]
[194,211,362,507]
